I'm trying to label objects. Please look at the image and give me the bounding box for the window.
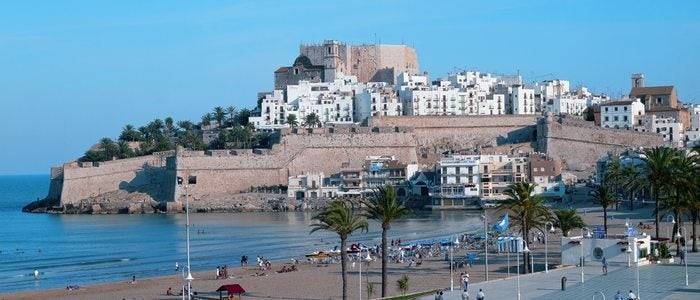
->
[623,116,628,122]
[614,107,618,111]
[188,176,197,185]
[614,116,619,121]
[605,107,609,112]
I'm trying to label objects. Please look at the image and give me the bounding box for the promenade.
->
[422,252,700,300]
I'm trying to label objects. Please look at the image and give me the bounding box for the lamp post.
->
[482,214,489,281]
[185,183,193,300]
[450,236,459,291]
[676,228,688,286]
[626,245,632,268]
[545,222,555,273]
[636,247,640,300]
[580,227,591,283]
[358,248,371,300]
[668,215,676,240]
[516,240,529,300]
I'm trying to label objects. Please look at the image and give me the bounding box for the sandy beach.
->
[4,189,680,300]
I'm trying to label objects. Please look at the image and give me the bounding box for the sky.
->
[1,0,699,175]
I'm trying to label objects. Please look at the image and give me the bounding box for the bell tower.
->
[631,73,645,88]
[323,40,340,82]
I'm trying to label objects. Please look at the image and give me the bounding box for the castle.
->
[274,40,419,89]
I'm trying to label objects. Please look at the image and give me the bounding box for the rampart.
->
[48,115,665,209]
[538,115,664,176]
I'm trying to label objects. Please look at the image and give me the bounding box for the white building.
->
[436,155,481,198]
[355,84,402,124]
[600,99,645,129]
[507,85,536,115]
[634,115,685,147]
[538,79,570,100]
[547,95,589,116]
[250,76,362,129]
[561,234,651,266]
[399,85,480,116]
[478,94,506,115]
[686,105,700,147]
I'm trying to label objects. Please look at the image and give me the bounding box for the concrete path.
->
[420,252,700,300]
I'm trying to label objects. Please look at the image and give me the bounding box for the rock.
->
[90,204,102,214]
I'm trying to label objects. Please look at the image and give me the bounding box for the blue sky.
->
[1,0,699,175]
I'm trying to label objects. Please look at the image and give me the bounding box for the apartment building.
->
[600,99,645,129]
[431,155,480,207]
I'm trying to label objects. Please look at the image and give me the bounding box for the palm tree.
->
[498,182,551,273]
[286,114,299,128]
[119,124,142,142]
[213,106,226,127]
[553,209,586,237]
[201,113,212,128]
[641,147,676,238]
[604,158,623,210]
[226,106,236,125]
[621,165,645,211]
[592,185,618,236]
[310,201,368,300]
[362,186,411,297]
[304,113,321,128]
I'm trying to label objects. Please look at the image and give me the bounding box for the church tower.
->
[631,73,645,88]
[323,40,341,82]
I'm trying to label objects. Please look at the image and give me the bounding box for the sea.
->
[0,175,484,293]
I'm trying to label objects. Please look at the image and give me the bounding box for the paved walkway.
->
[421,252,700,300]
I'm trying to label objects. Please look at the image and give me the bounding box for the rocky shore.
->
[22,191,332,214]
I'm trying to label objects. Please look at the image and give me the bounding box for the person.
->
[476,289,485,300]
[166,287,173,296]
[461,290,469,300]
[438,290,444,300]
[434,290,440,300]
[462,273,470,292]
[602,256,608,275]
[216,266,220,279]
[628,290,636,300]
[614,291,623,300]
[679,249,685,264]
[131,275,137,284]
[33,269,39,280]
[175,262,180,272]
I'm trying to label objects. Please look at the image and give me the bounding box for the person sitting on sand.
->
[278,266,288,273]
[166,287,173,296]
[130,275,137,284]
[290,265,297,272]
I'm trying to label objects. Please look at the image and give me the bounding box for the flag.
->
[493,214,509,233]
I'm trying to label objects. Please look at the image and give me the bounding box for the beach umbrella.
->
[216,284,246,300]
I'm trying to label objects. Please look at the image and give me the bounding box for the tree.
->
[641,147,677,238]
[310,201,368,300]
[621,165,645,211]
[396,275,409,295]
[164,117,175,133]
[213,106,226,127]
[498,182,551,273]
[286,114,299,128]
[304,113,321,128]
[362,186,411,297]
[603,158,623,210]
[592,185,618,236]
[99,138,119,160]
[201,113,212,127]
[235,109,251,126]
[226,106,236,126]
[119,125,142,142]
[117,140,135,159]
[177,120,195,131]
[553,209,586,237]
[661,150,698,255]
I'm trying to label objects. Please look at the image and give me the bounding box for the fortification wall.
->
[59,152,173,205]
[539,116,663,176]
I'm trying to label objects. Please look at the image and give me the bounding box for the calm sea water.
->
[0,175,483,293]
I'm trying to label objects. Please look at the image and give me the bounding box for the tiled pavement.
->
[421,252,700,300]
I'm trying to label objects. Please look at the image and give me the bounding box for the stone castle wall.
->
[59,151,174,205]
[53,115,665,208]
[538,116,664,176]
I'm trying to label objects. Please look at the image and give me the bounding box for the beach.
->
[3,189,679,300]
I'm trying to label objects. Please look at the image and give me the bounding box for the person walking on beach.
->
[627,290,637,300]
[462,273,470,292]
[602,256,608,275]
[175,262,179,272]
[216,266,221,279]
[33,269,39,280]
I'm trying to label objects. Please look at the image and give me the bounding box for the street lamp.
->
[580,227,591,283]
[517,239,529,300]
[676,228,688,286]
[668,215,676,239]
[545,222,555,273]
[626,245,632,268]
[185,184,193,300]
[450,236,459,291]
[482,214,489,281]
